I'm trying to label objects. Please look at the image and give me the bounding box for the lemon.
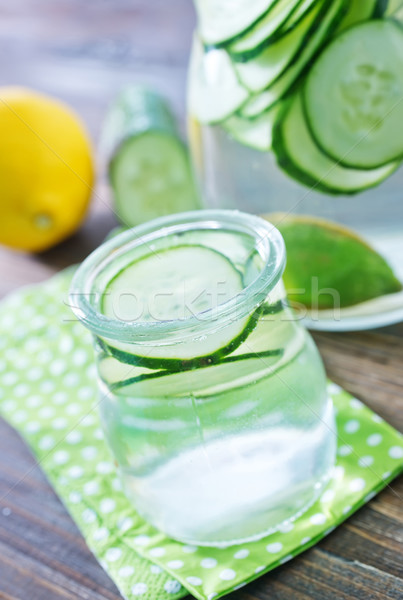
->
[263,213,402,309]
[0,87,94,252]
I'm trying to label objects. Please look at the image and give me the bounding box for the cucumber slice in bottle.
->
[103,87,200,227]
[223,104,282,152]
[228,0,305,60]
[100,245,254,367]
[303,19,403,168]
[233,0,324,93]
[194,0,278,46]
[188,36,249,124]
[239,0,346,117]
[337,0,384,31]
[273,92,399,194]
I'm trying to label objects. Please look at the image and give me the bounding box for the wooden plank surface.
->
[0,1,402,599]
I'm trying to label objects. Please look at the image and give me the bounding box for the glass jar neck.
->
[69,210,285,344]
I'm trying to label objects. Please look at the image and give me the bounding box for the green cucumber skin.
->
[237,0,348,118]
[374,0,390,16]
[232,0,333,94]
[272,95,400,195]
[302,18,403,170]
[97,307,261,371]
[229,0,321,62]
[97,300,285,371]
[110,348,284,392]
[201,0,283,49]
[228,0,307,62]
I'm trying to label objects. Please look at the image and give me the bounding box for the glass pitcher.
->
[188,0,403,330]
[70,210,336,546]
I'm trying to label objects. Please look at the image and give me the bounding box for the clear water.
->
[97,228,336,545]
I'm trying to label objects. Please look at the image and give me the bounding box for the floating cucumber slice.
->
[303,20,403,168]
[239,0,346,117]
[188,36,249,124]
[104,87,200,227]
[100,245,254,367]
[263,214,402,309]
[228,0,305,60]
[194,0,278,46]
[110,349,283,398]
[233,0,324,93]
[223,104,282,152]
[273,92,399,194]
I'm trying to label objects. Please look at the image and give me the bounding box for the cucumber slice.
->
[281,0,321,31]
[239,0,346,117]
[188,36,249,124]
[303,19,403,169]
[100,245,254,367]
[104,87,200,227]
[233,0,324,93]
[194,0,278,46]
[337,0,383,31]
[223,104,282,152]
[110,349,283,398]
[228,0,306,60]
[273,92,399,194]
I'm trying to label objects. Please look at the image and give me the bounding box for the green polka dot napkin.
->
[0,269,402,600]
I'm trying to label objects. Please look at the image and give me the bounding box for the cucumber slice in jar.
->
[194,0,279,46]
[111,349,283,398]
[233,0,325,93]
[303,20,403,169]
[188,35,249,124]
[273,92,399,194]
[223,104,283,152]
[100,245,256,368]
[103,87,200,227]
[228,0,309,60]
[239,0,347,117]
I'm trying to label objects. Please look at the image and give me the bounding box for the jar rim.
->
[69,209,285,342]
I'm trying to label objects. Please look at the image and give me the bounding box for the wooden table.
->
[0,2,402,598]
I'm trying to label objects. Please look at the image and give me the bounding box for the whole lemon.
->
[0,87,94,252]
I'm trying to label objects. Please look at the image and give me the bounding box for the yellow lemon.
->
[0,87,94,252]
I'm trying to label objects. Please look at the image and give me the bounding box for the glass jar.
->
[188,1,403,330]
[70,210,336,546]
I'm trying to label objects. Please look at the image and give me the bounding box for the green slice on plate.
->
[263,214,402,309]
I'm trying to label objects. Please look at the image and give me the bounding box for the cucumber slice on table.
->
[273,92,399,194]
[233,0,325,93]
[303,20,403,169]
[239,0,347,117]
[228,0,310,61]
[223,104,283,152]
[100,245,254,368]
[194,0,278,46]
[103,87,200,227]
[188,36,248,124]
